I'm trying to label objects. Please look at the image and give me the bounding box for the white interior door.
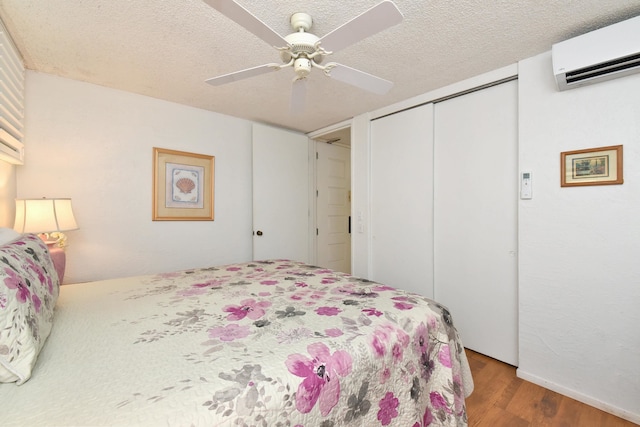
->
[369,103,434,298]
[316,142,351,273]
[252,123,310,263]
[433,80,518,366]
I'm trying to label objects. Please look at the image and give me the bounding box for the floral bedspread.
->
[0,259,473,427]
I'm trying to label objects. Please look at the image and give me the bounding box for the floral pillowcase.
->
[0,233,60,384]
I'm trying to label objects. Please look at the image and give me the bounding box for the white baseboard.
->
[516,369,640,425]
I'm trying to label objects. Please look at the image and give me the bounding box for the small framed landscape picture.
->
[560,145,623,187]
[153,147,215,220]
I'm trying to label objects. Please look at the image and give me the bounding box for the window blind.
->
[0,18,24,165]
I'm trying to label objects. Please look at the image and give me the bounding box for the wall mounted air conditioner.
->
[552,15,640,91]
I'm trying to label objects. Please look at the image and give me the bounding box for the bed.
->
[0,233,473,426]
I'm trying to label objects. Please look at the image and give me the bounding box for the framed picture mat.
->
[153,147,215,220]
[561,145,623,187]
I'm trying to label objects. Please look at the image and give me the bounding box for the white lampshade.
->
[14,198,79,234]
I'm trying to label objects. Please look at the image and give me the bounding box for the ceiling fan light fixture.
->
[280,29,323,64]
[294,58,312,78]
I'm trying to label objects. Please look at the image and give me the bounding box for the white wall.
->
[0,161,16,227]
[18,72,254,283]
[518,52,640,422]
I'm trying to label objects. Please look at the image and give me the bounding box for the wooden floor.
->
[464,350,638,427]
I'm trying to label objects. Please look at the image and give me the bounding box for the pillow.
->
[0,233,60,384]
[0,227,20,245]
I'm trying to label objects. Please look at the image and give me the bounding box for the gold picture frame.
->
[153,147,215,220]
[561,145,623,187]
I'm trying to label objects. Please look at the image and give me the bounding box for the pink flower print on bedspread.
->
[285,342,353,416]
[413,321,437,382]
[392,296,415,310]
[414,322,429,355]
[438,344,452,368]
[31,294,42,312]
[223,299,272,321]
[430,391,453,414]
[412,406,434,427]
[3,267,31,303]
[370,323,410,361]
[314,306,341,316]
[377,391,400,425]
[25,257,54,294]
[208,324,251,342]
[362,307,383,317]
[372,284,395,292]
[324,328,343,337]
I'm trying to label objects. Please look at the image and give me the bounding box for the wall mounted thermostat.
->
[521,172,532,199]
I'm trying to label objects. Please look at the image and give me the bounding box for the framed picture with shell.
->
[153,147,215,220]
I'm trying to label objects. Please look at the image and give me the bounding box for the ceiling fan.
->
[202,0,403,110]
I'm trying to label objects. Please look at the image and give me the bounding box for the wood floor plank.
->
[551,392,588,427]
[503,376,548,422]
[474,405,529,427]
[464,349,638,427]
[530,389,565,427]
[494,374,523,410]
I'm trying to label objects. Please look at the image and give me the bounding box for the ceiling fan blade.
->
[326,63,393,95]
[205,63,279,86]
[318,0,403,53]
[290,78,307,115]
[202,0,289,48]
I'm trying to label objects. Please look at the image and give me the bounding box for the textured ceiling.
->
[1,1,639,133]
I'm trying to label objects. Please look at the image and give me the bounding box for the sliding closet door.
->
[434,80,518,365]
[370,104,434,298]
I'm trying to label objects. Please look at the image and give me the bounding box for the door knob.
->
[256,230,263,236]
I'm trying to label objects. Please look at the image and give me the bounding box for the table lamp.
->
[13,198,79,283]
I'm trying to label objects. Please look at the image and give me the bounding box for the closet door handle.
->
[256,230,263,236]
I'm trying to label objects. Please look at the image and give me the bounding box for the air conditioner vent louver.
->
[553,15,640,91]
[565,52,640,85]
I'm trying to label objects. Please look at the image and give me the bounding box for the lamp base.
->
[40,239,67,285]
[45,242,66,284]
